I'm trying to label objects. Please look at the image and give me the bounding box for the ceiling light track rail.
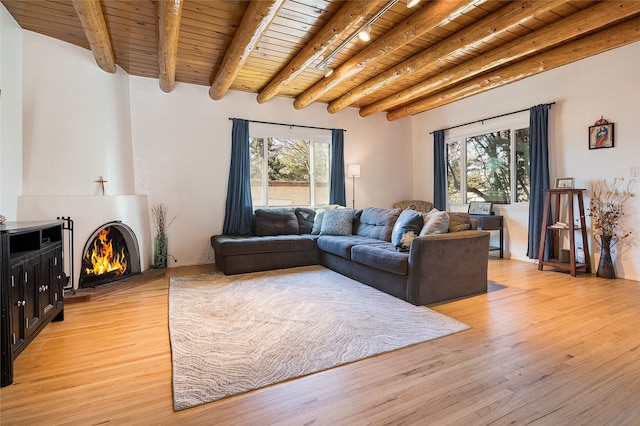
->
[317,0,399,71]
[430,102,555,134]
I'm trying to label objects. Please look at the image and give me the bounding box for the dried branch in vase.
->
[588,178,636,247]
[151,204,178,236]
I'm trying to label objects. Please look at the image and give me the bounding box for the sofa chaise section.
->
[211,234,319,275]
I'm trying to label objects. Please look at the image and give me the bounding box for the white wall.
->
[0,5,22,221]
[21,31,134,196]
[129,78,412,266]
[412,42,640,280]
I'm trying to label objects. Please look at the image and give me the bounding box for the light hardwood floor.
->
[1,259,639,425]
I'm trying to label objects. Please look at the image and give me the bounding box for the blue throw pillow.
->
[391,209,424,251]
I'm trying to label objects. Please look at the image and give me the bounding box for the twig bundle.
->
[588,178,636,244]
[151,204,178,236]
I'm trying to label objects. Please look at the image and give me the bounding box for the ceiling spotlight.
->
[322,61,333,77]
[358,25,371,42]
[407,0,420,7]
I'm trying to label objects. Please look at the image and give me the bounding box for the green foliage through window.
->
[447,127,529,206]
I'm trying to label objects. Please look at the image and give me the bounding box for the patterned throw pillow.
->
[320,209,355,235]
[391,209,424,251]
[419,208,450,236]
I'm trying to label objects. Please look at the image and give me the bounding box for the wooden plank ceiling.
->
[3,0,640,121]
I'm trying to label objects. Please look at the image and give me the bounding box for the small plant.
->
[151,204,178,236]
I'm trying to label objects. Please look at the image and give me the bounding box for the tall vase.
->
[154,233,168,269]
[596,235,616,279]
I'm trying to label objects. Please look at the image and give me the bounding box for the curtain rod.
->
[429,102,555,134]
[229,118,345,132]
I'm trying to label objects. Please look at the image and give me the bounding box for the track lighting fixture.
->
[314,0,397,76]
[407,0,420,8]
[358,25,371,42]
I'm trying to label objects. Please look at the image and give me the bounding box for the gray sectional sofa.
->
[211,206,490,305]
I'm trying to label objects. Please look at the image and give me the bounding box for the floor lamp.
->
[347,164,361,209]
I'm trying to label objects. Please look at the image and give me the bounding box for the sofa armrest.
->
[406,230,490,305]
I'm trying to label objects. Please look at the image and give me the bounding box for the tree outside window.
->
[250,137,330,207]
[447,127,529,206]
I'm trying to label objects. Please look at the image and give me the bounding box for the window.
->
[249,124,331,207]
[446,115,529,207]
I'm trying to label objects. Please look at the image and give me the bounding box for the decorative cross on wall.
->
[95,176,108,195]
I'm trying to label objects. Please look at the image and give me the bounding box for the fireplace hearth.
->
[80,221,141,288]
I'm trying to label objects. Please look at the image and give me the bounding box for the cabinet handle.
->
[22,300,26,306]
[11,276,15,287]
[24,272,28,282]
[16,300,22,307]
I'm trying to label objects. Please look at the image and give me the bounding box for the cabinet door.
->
[22,256,41,340]
[40,246,63,320]
[9,263,25,353]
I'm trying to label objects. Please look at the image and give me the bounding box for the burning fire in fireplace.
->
[84,227,127,277]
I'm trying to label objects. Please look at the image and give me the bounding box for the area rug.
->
[168,265,470,411]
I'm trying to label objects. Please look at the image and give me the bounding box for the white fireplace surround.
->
[17,195,151,290]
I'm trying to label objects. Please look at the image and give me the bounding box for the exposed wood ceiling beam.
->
[209,0,286,100]
[257,0,380,104]
[327,0,566,114]
[362,1,640,118]
[292,0,478,110]
[157,0,184,93]
[71,0,115,73]
[386,17,640,121]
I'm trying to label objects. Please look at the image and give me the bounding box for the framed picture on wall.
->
[468,201,493,215]
[589,119,614,149]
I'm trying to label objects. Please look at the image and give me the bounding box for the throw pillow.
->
[419,208,450,236]
[447,212,471,232]
[311,209,325,235]
[391,209,424,251]
[295,207,316,234]
[320,209,355,236]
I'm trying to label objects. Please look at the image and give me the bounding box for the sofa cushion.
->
[420,209,450,235]
[355,207,401,241]
[317,235,382,260]
[447,212,471,232]
[351,242,409,275]
[254,208,299,236]
[295,207,316,234]
[212,234,317,256]
[320,208,355,235]
[391,209,424,251]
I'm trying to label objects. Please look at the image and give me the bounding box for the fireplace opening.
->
[79,221,141,288]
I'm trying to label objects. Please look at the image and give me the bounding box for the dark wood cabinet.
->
[1,221,65,387]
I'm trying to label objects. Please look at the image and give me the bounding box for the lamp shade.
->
[347,164,361,178]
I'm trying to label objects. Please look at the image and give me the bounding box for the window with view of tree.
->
[446,125,529,206]
[249,137,330,207]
